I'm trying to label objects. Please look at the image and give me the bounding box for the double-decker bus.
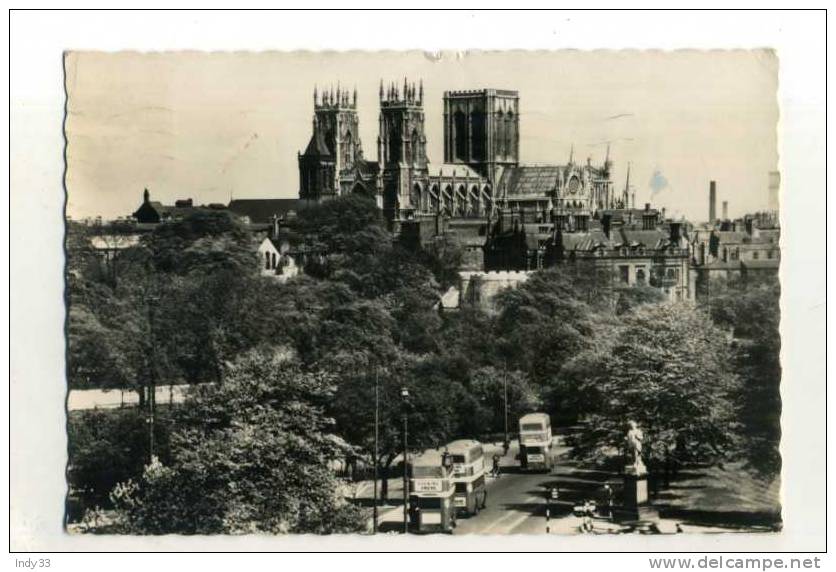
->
[518,412,553,472]
[445,439,488,516]
[408,450,457,533]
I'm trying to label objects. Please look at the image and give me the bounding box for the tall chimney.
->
[709,181,717,223]
[722,201,728,220]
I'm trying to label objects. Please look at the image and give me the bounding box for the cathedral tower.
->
[298,84,365,202]
[378,78,429,221]
[443,89,520,185]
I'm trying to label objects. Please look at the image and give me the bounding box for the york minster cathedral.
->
[297,79,627,229]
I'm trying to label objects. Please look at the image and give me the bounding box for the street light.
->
[146,293,160,465]
[503,361,509,451]
[372,368,379,534]
[401,386,410,534]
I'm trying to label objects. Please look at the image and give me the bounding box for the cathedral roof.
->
[355,159,379,176]
[500,166,561,197]
[429,163,484,180]
[303,129,333,157]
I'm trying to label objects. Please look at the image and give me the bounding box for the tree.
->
[329,349,481,503]
[562,303,740,478]
[295,194,385,255]
[492,267,612,422]
[417,234,465,290]
[469,365,542,437]
[615,285,667,315]
[105,348,366,534]
[67,408,173,517]
[708,275,782,477]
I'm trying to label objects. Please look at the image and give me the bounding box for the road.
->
[67,385,191,411]
[372,434,618,534]
[452,435,610,535]
[371,432,774,534]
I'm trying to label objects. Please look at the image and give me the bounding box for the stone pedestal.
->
[624,466,648,506]
[617,464,659,523]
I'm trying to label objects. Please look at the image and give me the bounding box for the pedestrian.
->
[601,484,613,519]
[582,500,596,533]
[502,439,510,456]
[492,453,501,478]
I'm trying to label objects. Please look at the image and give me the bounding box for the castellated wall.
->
[458,270,532,313]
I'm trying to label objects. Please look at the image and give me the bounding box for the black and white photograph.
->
[61,48,782,536]
[8,8,828,558]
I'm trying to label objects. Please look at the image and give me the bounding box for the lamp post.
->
[503,361,509,450]
[401,386,410,534]
[146,294,159,465]
[372,369,379,534]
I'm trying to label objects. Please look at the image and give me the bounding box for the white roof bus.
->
[518,412,553,472]
[408,450,457,533]
[445,439,488,516]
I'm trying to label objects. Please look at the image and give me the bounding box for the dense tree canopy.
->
[562,303,740,471]
[106,349,366,534]
[67,198,782,532]
[708,276,782,476]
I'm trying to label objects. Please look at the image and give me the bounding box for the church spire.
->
[569,143,574,165]
[313,85,318,106]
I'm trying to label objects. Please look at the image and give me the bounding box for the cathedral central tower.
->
[443,89,520,186]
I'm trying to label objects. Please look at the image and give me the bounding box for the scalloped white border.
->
[7,7,828,558]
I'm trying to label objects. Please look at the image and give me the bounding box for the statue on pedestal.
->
[618,420,658,523]
[625,420,646,475]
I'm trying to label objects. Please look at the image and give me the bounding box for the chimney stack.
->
[722,201,728,220]
[669,222,682,245]
[602,214,612,239]
[709,181,717,223]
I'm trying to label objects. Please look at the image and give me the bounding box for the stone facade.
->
[297,81,617,236]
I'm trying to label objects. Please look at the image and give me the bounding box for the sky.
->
[64,50,778,222]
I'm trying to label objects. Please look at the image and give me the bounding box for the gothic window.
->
[388,120,401,163]
[343,131,354,169]
[457,185,467,216]
[506,110,515,158]
[264,251,271,270]
[454,110,467,161]
[411,183,423,212]
[411,129,421,166]
[471,110,486,161]
[496,111,505,156]
[272,252,277,269]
